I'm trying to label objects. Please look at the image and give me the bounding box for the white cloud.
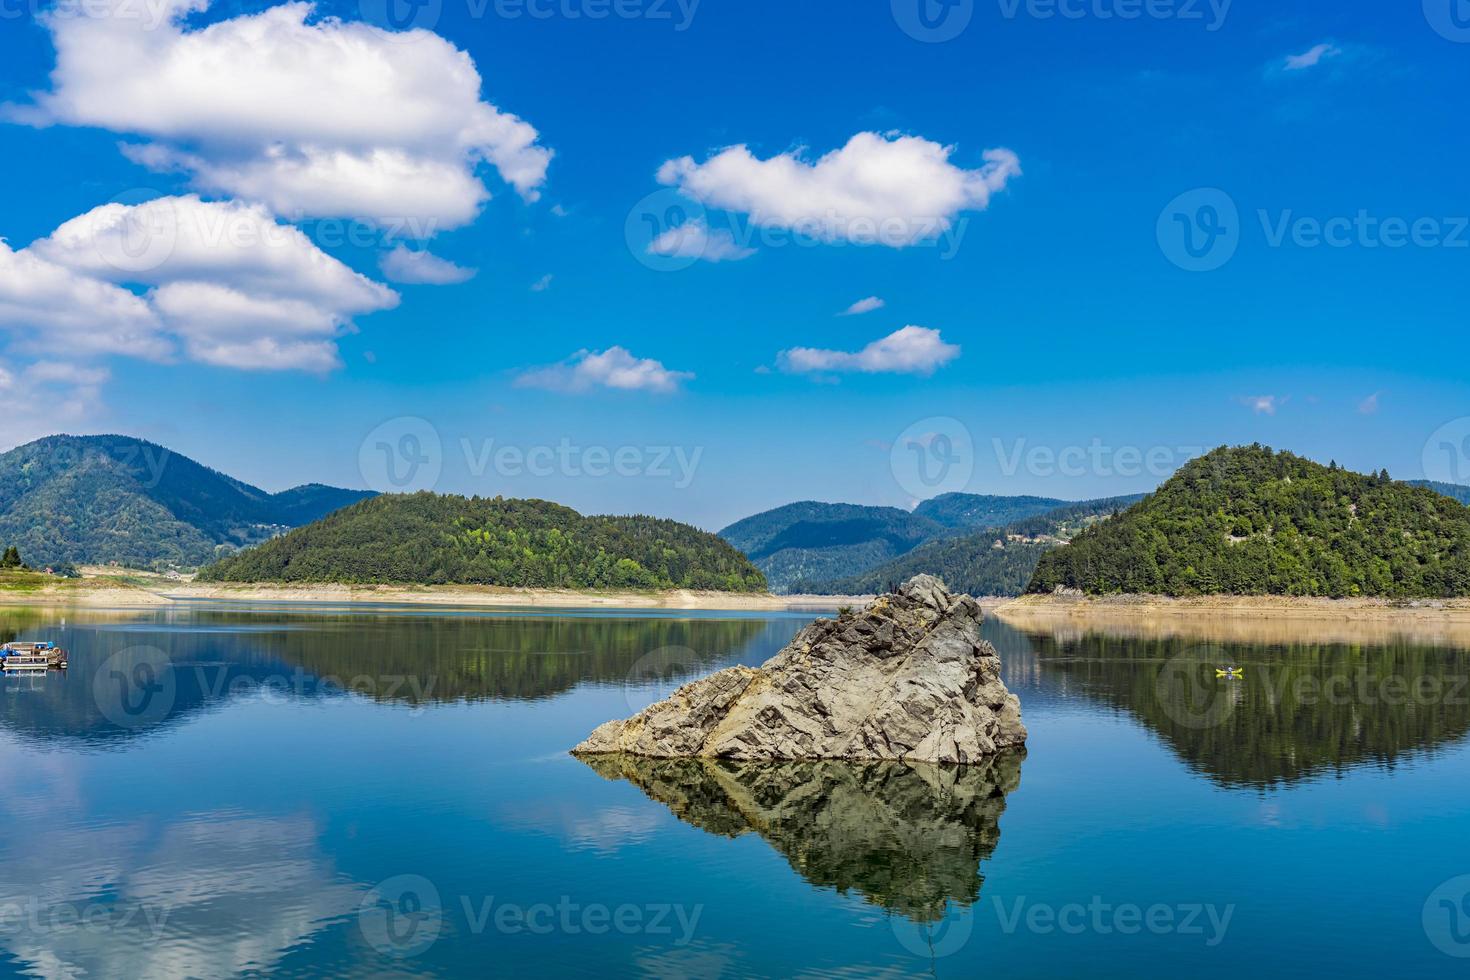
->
[647,218,755,262]
[516,347,693,394]
[657,132,1019,247]
[379,245,476,285]
[840,296,885,316]
[530,273,554,292]
[1283,43,1342,71]
[0,240,168,359]
[1358,391,1382,415]
[779,326,960,376]
[1241,395,1286,415]
[2,195,398,372]
[16,0,553,229]
[0,360,109,446]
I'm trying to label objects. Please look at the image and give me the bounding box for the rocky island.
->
[573,575,1026,764]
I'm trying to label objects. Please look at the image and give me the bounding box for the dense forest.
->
[796,495,1143,597]
[0,434,373,569]
[200,493,768,592]
[1028,445,1470,597]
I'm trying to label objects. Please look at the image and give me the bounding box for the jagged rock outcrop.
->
[573,575,1026,764]
[580,752,1023,921]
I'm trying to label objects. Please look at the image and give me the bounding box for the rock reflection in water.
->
[581,751,1023,922]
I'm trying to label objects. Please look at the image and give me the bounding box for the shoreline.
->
[0,574,861,612]
[994,592,1470,645]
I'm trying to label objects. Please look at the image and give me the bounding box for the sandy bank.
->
[994,592,1470,646]
[0,571,857,612]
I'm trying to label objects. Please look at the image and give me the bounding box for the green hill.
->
[1028,445,1470,598]
[199,493,768,592]
[0,435,373,570]
[718,502,944,592]
[797,495,1144,597]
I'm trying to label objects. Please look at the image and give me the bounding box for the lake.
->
[2,603,1468,978]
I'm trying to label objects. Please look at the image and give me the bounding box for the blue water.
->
[1,605,1468,978]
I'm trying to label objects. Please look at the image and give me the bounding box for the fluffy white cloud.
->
[17,0,552,229]
[840,296,885,316]
[647,218,755,262]
[379,245,477,285]
[657,132,1019,247]
[1284,43,1342,71]
[1,196,398,372]
[780,326,960,376]
[516,347,693,394]
[0,240,168,359]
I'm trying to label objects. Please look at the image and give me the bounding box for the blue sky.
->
[0,0,1467,530]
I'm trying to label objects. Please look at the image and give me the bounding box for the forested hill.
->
[199,493,769,592]
[0,434,373,569]
[1028,445,1470,598]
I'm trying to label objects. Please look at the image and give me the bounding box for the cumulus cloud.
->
[657,132,1019,247]
[2,196,398,372]
[0,240,167,359]
[840,296,885,316]
[379,245,476,285]
[779,326,960,376]
[647,218,755,263]
[516,347,693,394]
[1284,43,1342,71]
[14,0,552,229]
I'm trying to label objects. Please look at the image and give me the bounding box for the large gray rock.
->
[572,575,1026,764]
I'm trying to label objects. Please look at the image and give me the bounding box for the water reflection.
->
[581,752,1023,923]
[0,608,780,747]
[1013,627,1470,789]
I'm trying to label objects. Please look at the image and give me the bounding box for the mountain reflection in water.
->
[1003,625,1470,789]
[581,752,1023,923]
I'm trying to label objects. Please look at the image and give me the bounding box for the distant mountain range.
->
[0,435,374,569]
[720,492,1140,595]
[799,494,1147,597]
[1030,446,1470,598]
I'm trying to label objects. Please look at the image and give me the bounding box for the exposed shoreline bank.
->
[994,592,1470,645]
[0,573,860,611]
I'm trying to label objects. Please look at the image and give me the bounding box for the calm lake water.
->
[2,603,1469,978]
